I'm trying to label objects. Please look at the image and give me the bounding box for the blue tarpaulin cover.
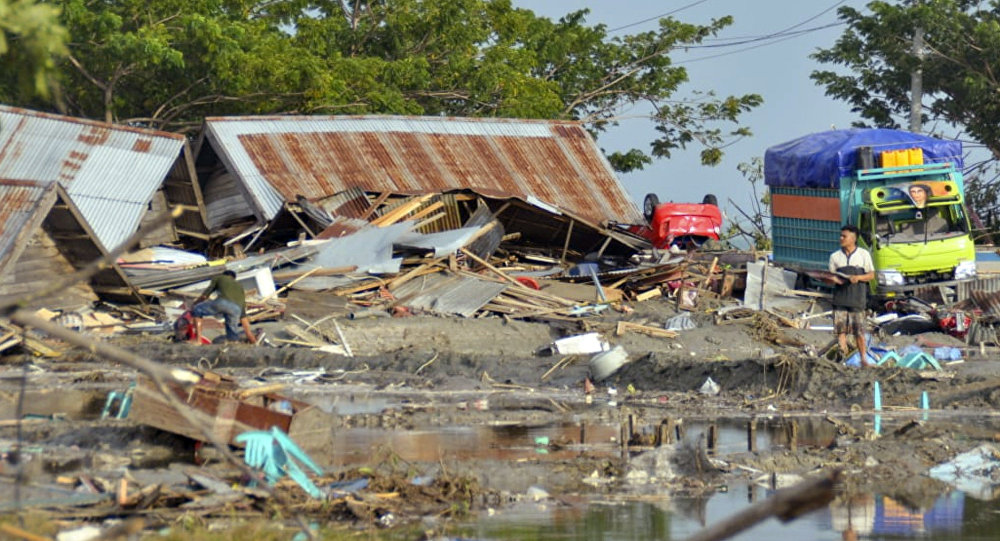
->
[764,129,963,188]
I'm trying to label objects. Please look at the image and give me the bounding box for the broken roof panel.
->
[202,116,644,226]
[0,180,141,306]
[392,272,509,317]
[0,105,189,251]
[0,180,52,275]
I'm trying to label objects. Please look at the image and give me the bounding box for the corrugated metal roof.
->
[202,115,643,225]
[0,179,52,273]
[971,288,1000,317]
[0,105,186,250]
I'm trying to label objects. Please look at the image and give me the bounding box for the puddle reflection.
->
[454,487,991,540]
[322,423,621,467]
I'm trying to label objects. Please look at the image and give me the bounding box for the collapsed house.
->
[0,105,209,252]
[194,115,648,257]
[0,180,138,311]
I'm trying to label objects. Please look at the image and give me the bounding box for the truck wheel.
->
[702,193,718,206]
[643,193,660,222]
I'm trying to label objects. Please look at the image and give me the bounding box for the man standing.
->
[829,225,875,366]
[191,270,257,345]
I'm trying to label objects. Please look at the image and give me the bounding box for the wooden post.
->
[758,261,767,310]
[596,235,612,259]
[748,418,758,452]
[560,219,575,263]
[707,423,718,456]
[676,420,686,442]
[620,420,629,459]
[658,418,676,446]
[657,424,670,447]
[701,257,719,290]
[627,413,637,445]
[789,420,799,453]
[359,191,391,221]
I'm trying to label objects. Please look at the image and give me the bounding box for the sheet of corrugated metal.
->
[393,272,508,317]
[317,187,370,219]
[203,116,643,225]
[970,288,1000,317]
[312,222,410,273]
[0,180,50,271]
[0,106,186,251]
[960,276,1000,302]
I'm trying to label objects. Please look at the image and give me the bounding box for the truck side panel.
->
[771,186,842,270]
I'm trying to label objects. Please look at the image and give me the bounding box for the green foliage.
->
[0,0,760,172]
[606,148,653,173]
[0,0,67,99]
[811,0,1000,237]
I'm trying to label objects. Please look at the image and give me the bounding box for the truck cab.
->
[856,167,976,291]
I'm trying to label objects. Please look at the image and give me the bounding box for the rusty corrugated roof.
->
[971,288,1000,318]
[0,105,188,251]
[202,116,643,225]
[0,179,52,274]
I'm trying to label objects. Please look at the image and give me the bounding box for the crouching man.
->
[191,270,257,345]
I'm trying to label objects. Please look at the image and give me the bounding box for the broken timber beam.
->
[615,321,678,339]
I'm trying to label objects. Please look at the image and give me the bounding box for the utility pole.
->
[910,28,924,133]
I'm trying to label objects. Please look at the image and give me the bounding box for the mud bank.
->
[2,307,999,537]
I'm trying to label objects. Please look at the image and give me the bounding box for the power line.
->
[680,21,844,50]
[605,0,848,56]
[607,0,712,33]
[673,21,844,64]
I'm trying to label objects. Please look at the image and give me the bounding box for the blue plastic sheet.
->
[764,129,963,188]
[933,346,963,361]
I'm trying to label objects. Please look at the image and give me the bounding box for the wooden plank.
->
[283,323,328,346]
[701,257,719,289]
[535,279,623,304]
[560,219,575,263]
[407,201,444,222]
[386,257,448,291]
[635,287,663,302]
[370,194,434,227]
[615,321,678,339]
[415,212,445,229]
[260,267,320,301]
[332,279,383,296]
[359,191,391,221]
[271,266,358,281]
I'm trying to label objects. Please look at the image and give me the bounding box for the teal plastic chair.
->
[874,351,901,367]
[235,426,324,498]
[898,351,942,370]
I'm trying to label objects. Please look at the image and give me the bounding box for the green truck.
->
[764,128,976,298]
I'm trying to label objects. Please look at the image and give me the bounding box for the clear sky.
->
[515,0,869,229]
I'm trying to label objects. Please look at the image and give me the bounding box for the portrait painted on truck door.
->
[872,182,953,207]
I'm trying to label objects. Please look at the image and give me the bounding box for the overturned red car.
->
[625,193,723,250]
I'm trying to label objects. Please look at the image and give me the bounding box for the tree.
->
[811,0,1000,235]
[726,157,770,250]
[0,0,761,171]
[0,0,67,99]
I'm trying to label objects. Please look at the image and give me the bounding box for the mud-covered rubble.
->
[4,187,1000,537]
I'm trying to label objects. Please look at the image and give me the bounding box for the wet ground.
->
[2,299,1000,539]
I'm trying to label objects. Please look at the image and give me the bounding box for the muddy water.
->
[454,487,999,540]
[319,422,621,467]
[315,416,841,469]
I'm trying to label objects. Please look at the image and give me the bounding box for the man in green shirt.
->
[190,270,257,344]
